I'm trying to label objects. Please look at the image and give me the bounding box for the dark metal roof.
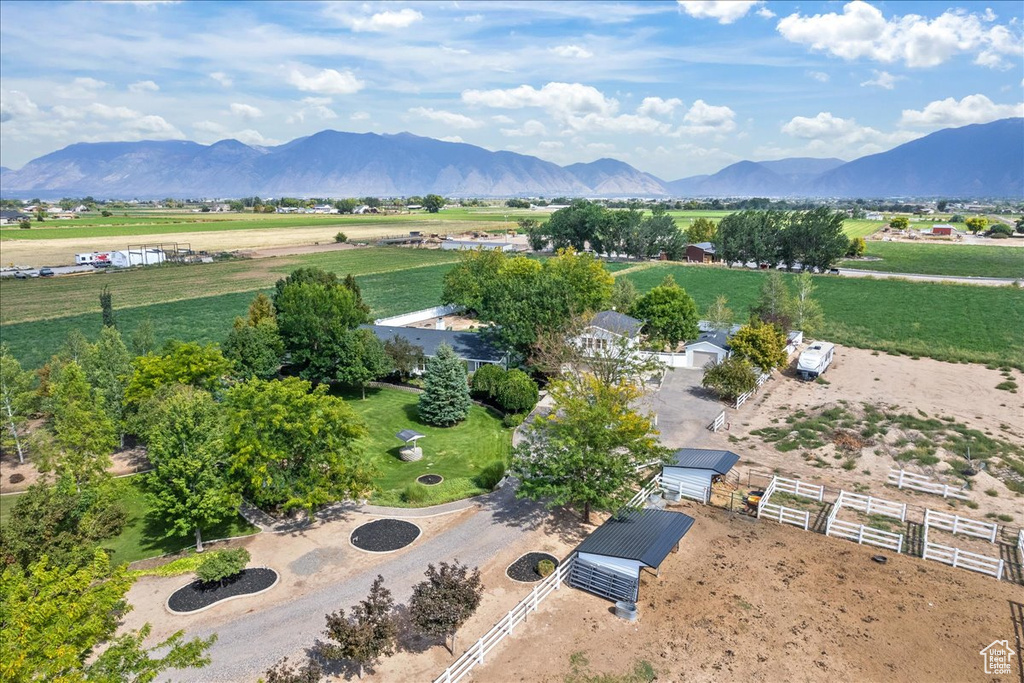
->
[576,509,695,568]
[667,448,740,474]
[690,330,730,350]
[590,310,643,338]
[362,325,507,363]
[396,429,424,443]
[690,242,716,252]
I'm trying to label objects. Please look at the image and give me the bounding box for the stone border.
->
[348,519,423,555]
[417,474,444,486]
[164,567,280,616]
[505,551,560,585]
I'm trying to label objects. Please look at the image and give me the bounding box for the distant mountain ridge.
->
[1,119,1021,198]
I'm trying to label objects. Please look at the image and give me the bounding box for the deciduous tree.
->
[99,285,116,329]
[965,216,988,234]
[0,343,35,463]
[418,344,471,427]
[729,322,789,374]
[125,341,231,411]
[494,369,539,413]
[701,357,758,401]
[703,295,734,333]
[685,217,717,244]
[788,272,824,336]
[631,275,699,349]
[609,277,638,315]
[889,216,909,230]
[130,318,155,356]
[83,326,133,448]
[320,575,398,678]
[423,194,445,213]
[749,271,793,330]
[223,318,284,380]
[409,561,483,654]
[383,335,424,380]
[333,329,392,399]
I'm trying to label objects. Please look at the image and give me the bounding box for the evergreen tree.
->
[99,285,116,328]
[417,344,471,427]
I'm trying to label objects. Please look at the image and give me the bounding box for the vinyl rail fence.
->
[825,491,905,553]
[922,536,1004,580]
[772,476,824,502]
[887,469,970,501]
[626,476,664,510]
[756,477,810,530]
[924,509,997,543]
[433,555,576,683]
[1018,530,1024,564]
[659,477,710,504]
[734,373,772,408]
[835,491,907,521]
[708,410,726,432]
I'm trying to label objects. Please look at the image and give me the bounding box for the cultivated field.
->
[840,241,1024,279]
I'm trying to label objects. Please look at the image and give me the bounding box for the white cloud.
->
[899,94,1024,127]
[756,6,775,19]
[230,102,263,119]
[677,1,761,24]
[860,70,902,90]
[0,90,39,122]
[350,111,370,121]
[128,80,159,93]
[462,14,483,23]
[193,120,227,135]
[329,7,423,32]
[550,44,593,59]
[538,141,564,150]
[462,82,618,119]
[585,142,616,153]
[209,72,233,88]
[85,102,184,138]
[440,135,464,143]
[777,1,1024,69]
[408,106,482,129]
[232,129,278,146]
[637,97,683,117]
[500,119,547,137]
[287,66,364,95]
[677,99,737,134]
[58,77,107,99]
[807,71,830,83]
[491,115,515,124]
[286,97,337,124]
[780,111,918,156]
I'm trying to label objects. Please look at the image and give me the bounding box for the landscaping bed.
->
[506,552,559,583]
[350,519,421,552]
[166,567,278,614]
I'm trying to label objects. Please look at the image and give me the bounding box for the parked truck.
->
[797,341,835,380]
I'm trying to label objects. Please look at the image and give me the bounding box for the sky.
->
[0,0,1022,179]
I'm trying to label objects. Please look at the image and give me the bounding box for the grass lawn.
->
[344,387,512,507]
[0,474,257,566]
[839,241,1024,279]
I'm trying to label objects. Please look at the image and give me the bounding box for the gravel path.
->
[170,486,546,682]
[835,267,1018,286]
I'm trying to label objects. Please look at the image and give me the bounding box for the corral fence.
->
[708,410,726,432]
[1018,530,1024,563]
[924,509,997,543]
[755,476,823,531]
[887,468,970,501]
[921,523,1004,580]
[734,372,772,409]
[433,555,577,683]
[659,476,710,505]
[825,490,905,553]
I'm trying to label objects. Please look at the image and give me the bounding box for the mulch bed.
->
[417,474,443,486]
[167,568,278,614]
[350,519,421,552]
[506,552,559,583]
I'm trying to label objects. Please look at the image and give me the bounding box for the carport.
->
[569,509,695,602]
[661,448,740,503]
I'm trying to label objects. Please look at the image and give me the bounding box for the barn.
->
[932,224,954,236]
[569,509,695,603]
[661,448,740,503]
[685,242,717,263]
[684,330,730,369]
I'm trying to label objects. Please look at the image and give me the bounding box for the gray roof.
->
[691,330,730,350]
[690,242,716,252]
[577,509,695,568]
[396,429,424,443]
[590,310,643,338]
[363,325,507,363]
[667,448,740,474]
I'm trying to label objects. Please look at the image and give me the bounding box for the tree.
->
[222,377,373,515]
[130,318,156,356]
[83,326,133,448]
[274,279,367,379]
[320,575,398,678]
[545,200,609,253]
[525,223,550,251]
[631,275,699,349]
[749,271,793,330]
[423,194,445,213]
[335,198,358,214]
[511,374,665,523]
[990,223,1013,237]
[144,386,240,552]
[846,236,866,257]
[18,218,31,229]
[264,657,324,683]
[685,216,717,244]
[441,248,506,314]
[937,199,948,212]
[701,357,758,401]
[418,344,471,427]
[383,335,424,380]
[333,329,392,399]
[703,295,734,333]
[196,548,250,585]
[889,216,909,230]
[0,551,214,682]
[965,216,988,234]
[609,277,638,315]
[470,363,505,400]
[494,369,539,413]
[247,292,276,327]
[223,318,284,380]
[785,207,849,272]
[789,272,824,336]
[408,561,483,654]
[125,342,231,412]
[729,321,788,373]
[0,343,35,463]
[715,210,785,267]
[1015,216,1024,234]
[99,285,116,329]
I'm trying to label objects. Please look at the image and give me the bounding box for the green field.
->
[840,242,1024,279]
[841,219,886,238]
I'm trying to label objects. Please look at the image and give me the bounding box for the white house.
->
[576,310,644,355]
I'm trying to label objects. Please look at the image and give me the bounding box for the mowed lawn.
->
[839,241,1024,279]
[343,387,512,507]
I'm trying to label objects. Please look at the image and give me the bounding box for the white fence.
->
[756,477,811,530]
[887,469,970,501]
[434,555,576,683]
[1018,530,1024,564]
[825,491,905,553]
[374,304,462,327]
[924,509,997,543]
[835,491,907,521]
[626,476,663,510]
[922,539,1004,580]
[659,477,710,504]
[772,476,824,502]
[708,410,726,432]
[640,350,690,369]
[734,373,771,409]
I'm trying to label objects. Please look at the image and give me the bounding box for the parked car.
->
[13,271,28,279]
[828,268,840,275]
[38,267,55,277]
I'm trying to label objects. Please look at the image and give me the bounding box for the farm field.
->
[840,241,1024,279]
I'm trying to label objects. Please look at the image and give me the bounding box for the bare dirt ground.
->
[1,448,149,494]
[699,346,1024,521]
[473,503,1024,683]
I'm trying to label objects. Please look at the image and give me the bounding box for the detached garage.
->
[570,509,695,603]
[685,330,730,368]
[661,448,740,503]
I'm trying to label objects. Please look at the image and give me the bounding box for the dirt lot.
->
[472,503,1024,683]
[1,448,149,494]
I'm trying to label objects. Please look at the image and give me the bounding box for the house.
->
[661,448,740,503]
[576,310,643,355]
[439,239,517,252]
[0,210,29,225]
[362,324,509,372]
[685,242,717,263]
[569,509,695,603]
[312,204,337,214]
[684,329,730,368]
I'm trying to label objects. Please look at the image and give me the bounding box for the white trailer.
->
[75,251,112,266]
[797,341,835,380]
[110,248,166,268]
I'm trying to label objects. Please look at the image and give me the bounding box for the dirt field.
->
[472,503,1024,683]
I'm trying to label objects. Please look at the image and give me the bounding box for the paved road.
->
[173,486,550,682]
[649,368,724,449]
[835,267,1019,287]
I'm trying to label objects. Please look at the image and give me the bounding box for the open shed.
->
[569,509,695,603]
[661,448,740,503]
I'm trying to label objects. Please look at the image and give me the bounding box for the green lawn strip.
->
[342,387,511,507]
[841,219,885,238]
[839,242,1024,279]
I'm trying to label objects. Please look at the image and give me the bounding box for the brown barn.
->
[932,224,954,236]
[686,242,717,263]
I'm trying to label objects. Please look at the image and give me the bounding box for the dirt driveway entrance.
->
[651,368,726,448]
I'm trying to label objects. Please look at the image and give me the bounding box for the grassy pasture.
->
[840,241,1024,279]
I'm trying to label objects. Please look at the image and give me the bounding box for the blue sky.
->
[0,0,1021,179]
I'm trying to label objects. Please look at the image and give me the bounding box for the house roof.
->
[691,330,729,350]
[590,310,643,338]
[577,509,695,569]
[667,448,740,474]
[0,210,29,219]
[690,242,716,252]
[363,325,507,363]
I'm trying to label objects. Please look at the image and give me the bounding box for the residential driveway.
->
[650,368,725,448]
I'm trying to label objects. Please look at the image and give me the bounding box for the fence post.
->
[952,516,960,536]
[507,610,514,635]
[857,526,865,544]
[898,470,905,490]
[897,535,903,554]
[952,547,960,569]
[997,559,1004,581]
[477,637,485,664]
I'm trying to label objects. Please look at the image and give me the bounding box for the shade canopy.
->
[396,429,425,443]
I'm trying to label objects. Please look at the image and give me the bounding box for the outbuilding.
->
[931,224,954,236]
[660,448,740,503]
[684,330,730,368]
[569,509,695,603]
[685,242,717,263]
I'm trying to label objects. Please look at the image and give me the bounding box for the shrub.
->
[101,210,113,217]
[985,488,998,497]
[989,223,1013,237]
[18,219,30,229]
[475,460,506,490]
[998,514,1014,522]
[494,369,539,413]
[196,547,251,585]
[502,413,525,428]
[702,356,758,401]
[470,363,505,399]
[9,473,25,484]
[402,483,428,504]
[845,236,866,257]
[537,559,555,578]
[334,231,347,243]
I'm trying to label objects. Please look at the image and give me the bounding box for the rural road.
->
[835,267,1019,286]
[172,486,551,682]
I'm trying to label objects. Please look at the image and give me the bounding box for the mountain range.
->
[1,119,1021,199]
